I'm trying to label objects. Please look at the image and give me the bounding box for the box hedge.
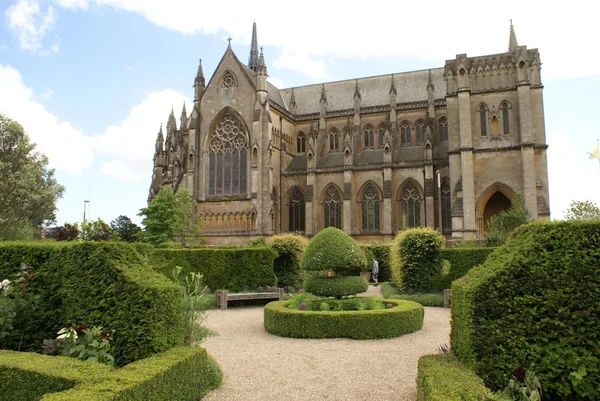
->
[149,247,277,291]
[264,298,423,339]
[451,221,600,400]
[417,354,487,401]
[431,247,496,289]
[301,227,367,274]
[303,276,368,298]
[266,234,308,288]
[0,346,222,401]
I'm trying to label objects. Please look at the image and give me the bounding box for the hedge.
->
[149,247,277,292]
[304,276,368,298]
[264,298,423,339]
[359,244,391,282]
[0,347,222,401]
[0,242,184,365]
[431,247,496,289]
[380,282,444,307]
[451,221,600,400]
[301,227,367,274]
[417,354,487,401]
[266,234,308,288]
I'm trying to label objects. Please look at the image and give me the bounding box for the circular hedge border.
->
[304,276,368,298]
[264,298,424,339]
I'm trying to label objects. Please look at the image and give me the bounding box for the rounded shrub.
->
[390,227,443,291]
[451,220,600,400]
[266,233,309,288]
[304,276,368,298]
[301,227,366,274]
[264,299,423,339]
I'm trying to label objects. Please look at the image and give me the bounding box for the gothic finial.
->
[427,69,434,91]
[353,80,361,100]
[227,37,232,49]
[389,74,397,95]
[194,59,205,89]
[170,106,174,117]
[182,102,187,116]
[197,59,204,78]
[508,19,518,52]
[258,47,265,67]
[290,87,297,107]
[320,84,327,104]
[249,21,259,71]
[159,123,163,136]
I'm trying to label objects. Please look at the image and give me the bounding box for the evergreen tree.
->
[110,215,141,242]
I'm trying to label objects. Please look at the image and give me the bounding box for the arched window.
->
[323,185,342,229]
[361,184,380,231]
[208,113,247,196]
[296,133,305,153]
[416,120,425,144]
[400,181,422,229]
[329,130,340,152]
[378,126,386,148]
[501,102,510,135]
[401,123,411,145]
[221,72,236,89]
[364,125,374,148]
[441,179,452,234]
[288,187,305,232]
[439,118,448,142]
[479,105,487,136]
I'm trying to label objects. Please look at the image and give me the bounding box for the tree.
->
[0,114,65,240]
[80,218,116,241]
[46,223,79,241]
[485,193,532,246]
[110,215,141,242]
[564,200,600,221]
[138,186,201,246]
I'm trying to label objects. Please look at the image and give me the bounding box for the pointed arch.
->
[220,70,238,89]
[329,128,340,152]
[400,120,412,145]
[438,117,448,142]
[476,182,516,236]
[415,119,426,144]
[478,103,488,136]
[377,122,387,148]
[397,179,423,229]
[363,123,375,149]
[358,181,382,231]
[322,184,343,229]
[296,130,306,153]
[287,186,305,232]
[500,101,511,136]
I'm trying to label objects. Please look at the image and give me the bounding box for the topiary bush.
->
[390,228,443,291]
[430,247,496,290]
[301,227,366,275]
[451,220,600,400]
[266,234,308,288]
[303,276,368,299]
[417,354,487,401]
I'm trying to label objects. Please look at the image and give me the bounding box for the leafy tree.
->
[564,200,600,221]
[110,215,141,242]
[138,186,201,246]
[46,223,79,241]
[80,218,116,241]
[0,114,65,240]
[485,193,532,246]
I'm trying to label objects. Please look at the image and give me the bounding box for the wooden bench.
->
[215,288,284,310]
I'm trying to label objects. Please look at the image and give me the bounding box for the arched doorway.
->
[476,183,515,238]
[483,192,511,230]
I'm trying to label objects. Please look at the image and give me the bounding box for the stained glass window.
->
[288,188,305,232]
[361,184,380,230]
[401,182,422,229]
[324,186,342,229]
[208,113,247,196]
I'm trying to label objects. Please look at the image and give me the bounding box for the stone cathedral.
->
[148,22,550,245]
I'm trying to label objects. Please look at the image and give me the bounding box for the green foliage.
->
[359,244,391,281]
[264,298,424,339]
[149,247,277,292]
[0,114,65,240]
[0,278,16,344]
[45,223,79,241]
[451,220,600,400]
[380,282,444,307]
[417,354,487,401]
[267,234,308,287]
[390,228,444,291]
[495,368,542,401]
[564,200,600,221]
[431,247,496,289]
[301,227,367,274]
[303,297,387,311]
[485,194,531,247]
[80,218,117,241]
[172,267,213,345]
[247,236,267,247]
[56,325,115,368]
[0,346,222,401]
[110,215,142,242]
[303,276,368,298]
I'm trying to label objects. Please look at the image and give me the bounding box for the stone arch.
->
[321,183,343,230]
[476,182,516,236]
[286,186,306,233]
[357,181,382,232]
[219,70,238,88]
[396,179,424,230]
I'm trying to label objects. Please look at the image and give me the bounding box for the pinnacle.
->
[197,58,204,77]
[389,75,397,95]
[320,84,327,104]
[182,102,187,115]
[508,19,518,52]
[249,21,259,71]
[353,80,361,100]
[427,69,434,91]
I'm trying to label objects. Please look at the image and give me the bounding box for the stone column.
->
[343,170,352,234]
[457,90,476,239]
[305,172,316,236]
[382,166,393,234]
[517,83,538,217]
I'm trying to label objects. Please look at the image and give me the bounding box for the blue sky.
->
[0,0,599,227]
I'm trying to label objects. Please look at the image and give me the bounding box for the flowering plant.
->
[0,279,16,345]
[56,324,115,367]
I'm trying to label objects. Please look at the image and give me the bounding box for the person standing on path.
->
[372,258,379,286]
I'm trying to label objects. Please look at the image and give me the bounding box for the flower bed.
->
[264,298,423,339]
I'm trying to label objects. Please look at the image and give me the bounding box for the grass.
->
[191,293,216,311]
[380,282,445,307]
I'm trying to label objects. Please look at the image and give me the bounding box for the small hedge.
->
[266,234,308,288]
[431,247,496,289]
[0,347,222,401]
[451,221,600,400]
[380,282,444,307]
[304,276,368,298]
[264,298,423,339]
[417,354,486,401]
[301,227,366,274]
[149,247,278,291]
[359,244,391,282]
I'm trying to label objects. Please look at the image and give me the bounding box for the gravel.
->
[200,300,450,401]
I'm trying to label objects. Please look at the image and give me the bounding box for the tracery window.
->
[416,120,425,144]
[323,186,342,229]
[364,126,374,148]
[297,134,305,153]
[401,123,411,145]
[501,102,510,135]
[439,118,448,142]
[288,187,305,232]
[221,72,236,89]
[208,113,247,196]
[361,184,380,231]
[378,126,386,148]
[479,105,487,136]
[329,130,340,152]
[400,181,422,229]
[441,179,452,234]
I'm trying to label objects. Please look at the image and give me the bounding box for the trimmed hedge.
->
[380,282,444,307]
[264,298,423,339]
[304,276,368,298]
[451,221,600,400]
[266,234,308,288]
[0,346,222,401]
[149,247,277,292]
[417,354,486,401]
[301,227,367,274]
[359,244,391,282]
[431,247,496,289]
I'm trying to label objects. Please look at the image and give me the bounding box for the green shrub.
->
[304,276,368,298]
[306,297,386,311]
[431,247,496,290]
[380,282,444,307]
[264,299,423,339]
[149,247,277,292]
[0,347,222,401]
[301,227,366,274]
[417,354,487,401]
[451,220,600,400]
[359,244,391,282]
[390,228,444,291]
[267,234,308,287]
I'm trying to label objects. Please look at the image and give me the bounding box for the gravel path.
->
[201,290,450,401]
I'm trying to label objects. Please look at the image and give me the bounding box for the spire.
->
[258,47,265,68]
[353,80,361,100]
[508,19,518,52]
[155,124,164,153]
[389,75,397,95]
[320,84,327,104]
[289,87,296,107]
[167,107,177,133]
[249,21,259,71]
[195,59,205,86]
[182,102,187,116]
[427,70,434,91]
[180,102,188,128]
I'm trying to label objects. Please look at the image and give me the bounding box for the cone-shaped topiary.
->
[301,227,367,274]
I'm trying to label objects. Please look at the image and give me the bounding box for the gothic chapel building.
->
[149,22,550,245]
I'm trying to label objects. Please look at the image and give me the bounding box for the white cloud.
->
[5,0,56,53]
[0,63,94,175]
[100,160,139,181]
[274,51,329,80]
[267,76,284,89]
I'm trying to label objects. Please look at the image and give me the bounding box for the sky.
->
[0,0,599,227]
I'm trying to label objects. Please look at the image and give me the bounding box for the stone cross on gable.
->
[227,37,232,46]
